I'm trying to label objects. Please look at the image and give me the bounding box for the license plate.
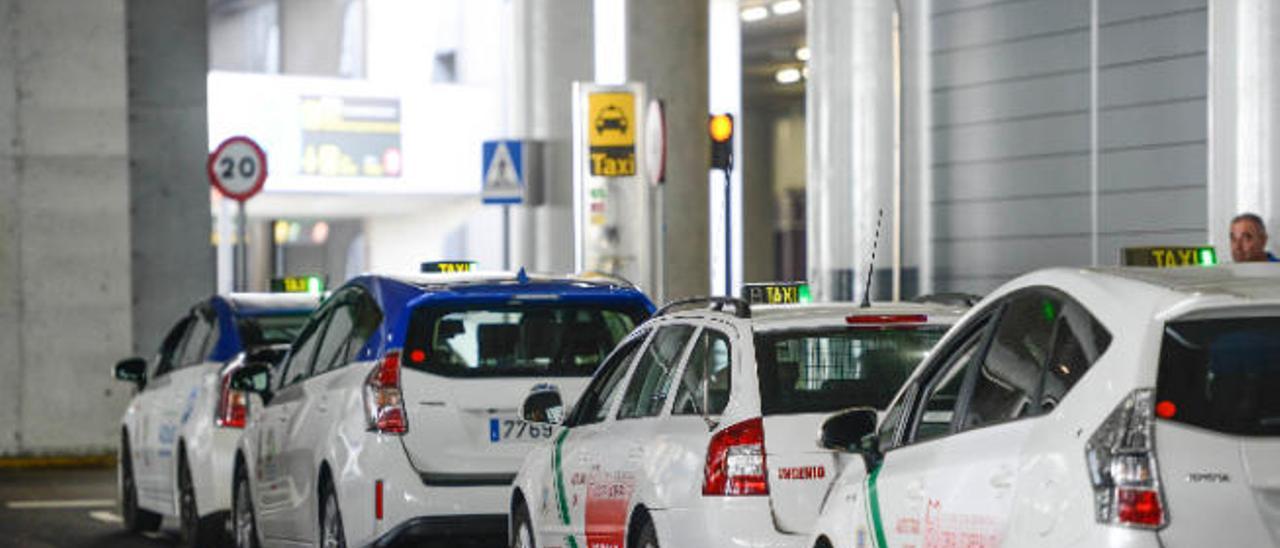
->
[489,417,555,443]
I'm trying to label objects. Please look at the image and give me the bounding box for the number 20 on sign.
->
[208,136,269,202]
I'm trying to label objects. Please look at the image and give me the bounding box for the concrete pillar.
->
[0,0,133,454]
[628,0,710,301]
[805,0,894,301]
[126,0,213,357]
[509,0,593,274]
[1210,0,1280,254]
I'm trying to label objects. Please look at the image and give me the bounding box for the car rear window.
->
[237,313,312,348]
[756,326,947,415]
[403,303,649,377]
[1158,317,1280,437]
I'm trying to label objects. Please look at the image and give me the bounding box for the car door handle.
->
[990,468,1014,490]
[906,480,925,501]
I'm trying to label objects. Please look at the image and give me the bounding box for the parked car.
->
[115,293,318,547]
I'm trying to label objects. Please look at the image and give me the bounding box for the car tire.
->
[178,453,224,547]
[120,434,162,534]
[319,478,346,548]
[634,518,659,548]
[511,501,537,548]
[232,463,260,548]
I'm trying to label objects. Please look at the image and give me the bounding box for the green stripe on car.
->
[866,465,888,548]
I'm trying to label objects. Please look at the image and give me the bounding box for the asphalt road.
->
[0,467,503,548]
[0,467,177,548]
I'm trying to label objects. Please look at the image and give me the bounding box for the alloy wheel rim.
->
[321,492,343,548]
[515,522,533,548]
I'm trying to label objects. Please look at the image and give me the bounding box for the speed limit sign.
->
[207,136,268,202]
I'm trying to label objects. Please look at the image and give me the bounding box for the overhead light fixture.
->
[772,0,802,15]
[795,46,810,62]
[741,6,769,22]
[775,67,802,84]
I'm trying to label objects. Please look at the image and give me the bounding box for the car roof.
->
[658,301,968,332]
[216,292,322,316]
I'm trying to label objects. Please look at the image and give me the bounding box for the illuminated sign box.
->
[421,261,476,274]
[272,275,325,294]
[1121,246,1217,268]
[742,282,811,305]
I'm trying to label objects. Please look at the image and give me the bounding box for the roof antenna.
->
[860,208,884,308]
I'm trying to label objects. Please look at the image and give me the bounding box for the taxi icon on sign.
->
[594,105,629,135]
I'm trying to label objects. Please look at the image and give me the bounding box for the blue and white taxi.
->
[228,268,654,547]
[809,264,1280,548]
[510,289,966,548]
[114,292,318,546]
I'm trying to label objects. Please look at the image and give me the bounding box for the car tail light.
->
[363,350,407,435]
[702,417,769,496]
[1085,388,1166,528]
[216,368,247,428]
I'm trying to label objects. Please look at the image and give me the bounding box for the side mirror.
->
[114,357,147,386]
[521,386,564,425]
[819,407,881,468]
[230,362,273,396]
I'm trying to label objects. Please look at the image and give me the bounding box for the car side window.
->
[877,382,916,451]
[279,308,331,389]
[1040,298,1111,411]
[618,325,695,419]
[909,316,992,444]
[673,328,733,416]
[176,306,218,368]
[959,291,1060,431]
[152,316,194,378]
[567,332,647,427]
[312,301,357,376]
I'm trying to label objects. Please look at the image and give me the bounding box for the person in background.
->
[1229,213,1280,262]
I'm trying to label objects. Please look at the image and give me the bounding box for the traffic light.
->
[709,113,734,171]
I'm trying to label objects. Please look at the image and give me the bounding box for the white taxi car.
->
[808,264,1280,548]
[510,296,966,548]
[228,270,654,547]
[114,293,317,547]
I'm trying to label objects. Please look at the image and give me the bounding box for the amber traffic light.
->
[709,113,734,170]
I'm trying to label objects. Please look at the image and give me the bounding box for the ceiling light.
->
[775,67,802,84]
[741,6,769,22]
[795,47,810,61]
[772,0,802,15]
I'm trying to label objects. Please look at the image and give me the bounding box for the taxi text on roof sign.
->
[741,282,812,305]
[421,261,476,273]
[271,275,324,294]
[587,92,637,177]
[1121,246,1217,268]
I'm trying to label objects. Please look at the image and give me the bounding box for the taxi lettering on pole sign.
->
[1121,246,1217,268]
[587,92,637,177]
[742,282,812,305]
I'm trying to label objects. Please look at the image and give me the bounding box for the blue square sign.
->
[482,140,524,205]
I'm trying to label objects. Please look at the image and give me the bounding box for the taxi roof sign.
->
[741,282,811,305]
[271,275,324,295]
[1121,246,1217,268]
[421,261,476,274]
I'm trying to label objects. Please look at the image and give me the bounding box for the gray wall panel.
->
[1100,0,1205,25]
[1098,8,1206,66]
[935,195,1091,240]
[1099,55,1206,107]
[1099,100,1206,150]
[934,113,1088,165]
[1099,143,1206,192]
[933,72,1087,127]
[933,0,1087,52]
[935,155,1088,202]
[935,236,1092,279]
[933,31,1088,89]
[1099,187,1207,234]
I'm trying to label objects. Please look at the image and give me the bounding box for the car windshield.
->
[404,302,649,377]
[237,313,312,348]
[756,326,947,415]
[1159,317,1280,437]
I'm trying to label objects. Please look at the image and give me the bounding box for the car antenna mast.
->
[860,208,884,308]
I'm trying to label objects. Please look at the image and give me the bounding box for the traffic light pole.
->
[723,166,732,296]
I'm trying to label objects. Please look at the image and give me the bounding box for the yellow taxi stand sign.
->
[587,92,637,177]
[421,261,476,274]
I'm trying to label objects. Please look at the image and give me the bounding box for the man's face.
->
[1230,219,1269,262]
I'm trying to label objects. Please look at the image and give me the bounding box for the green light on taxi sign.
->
[1198,248,1217,266]
[272,275,325,295]
[742,282,811,305]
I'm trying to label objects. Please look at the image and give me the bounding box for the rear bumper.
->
[366,514,507,547]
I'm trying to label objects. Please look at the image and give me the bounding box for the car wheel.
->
[319,479,346,548]
[119,434,162,533]
[511,501,536,548]
[178,454,223,547]
[634,518,659,548]
[232,464,260,548]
